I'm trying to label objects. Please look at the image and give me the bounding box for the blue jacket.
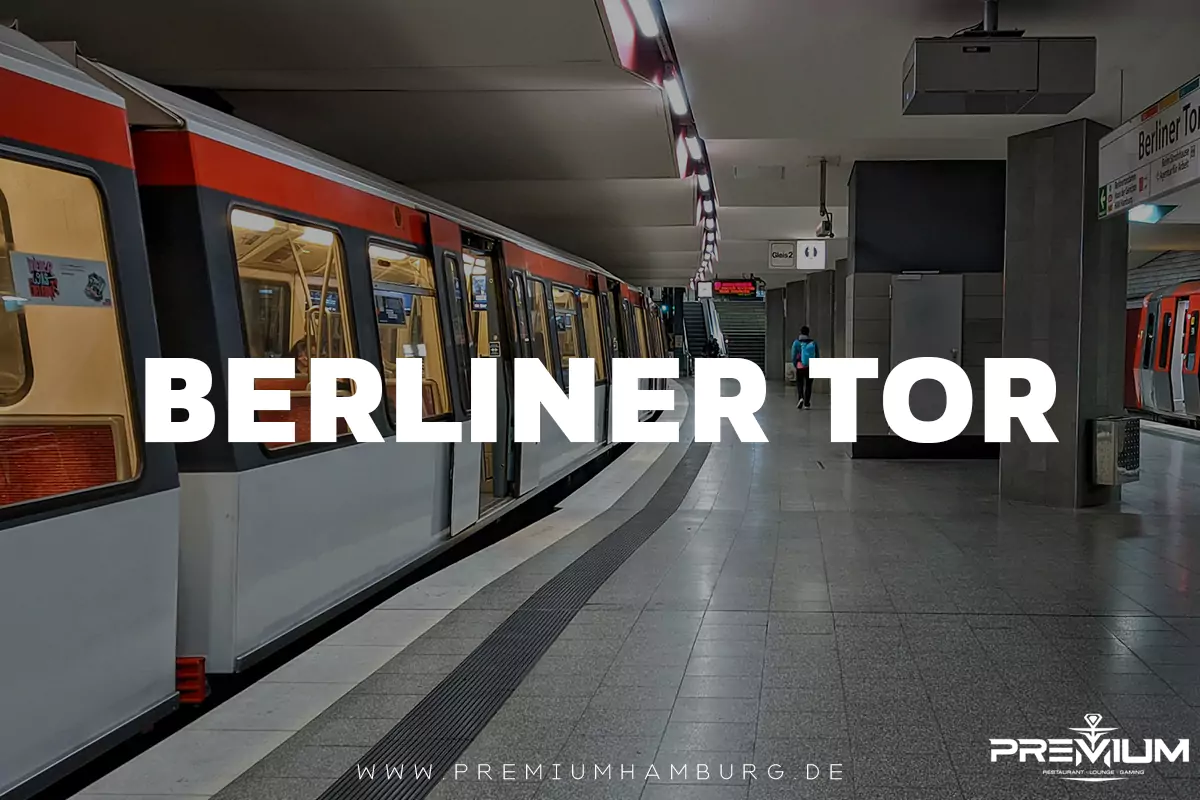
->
[791,337,818,368]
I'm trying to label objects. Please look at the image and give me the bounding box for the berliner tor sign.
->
[1099,73,1200,217]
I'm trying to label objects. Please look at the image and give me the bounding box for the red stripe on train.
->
[131,130,428,245]
[0,68,133,168]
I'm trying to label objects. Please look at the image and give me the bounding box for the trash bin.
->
[1092,416,1140,485]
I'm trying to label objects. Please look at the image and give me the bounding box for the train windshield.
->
[0,156,140,507]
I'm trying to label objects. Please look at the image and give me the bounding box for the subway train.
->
[0,29,669,799]
[1131,281,1200,421]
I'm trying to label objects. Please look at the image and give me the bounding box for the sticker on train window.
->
[7,251,113,307]
[472,275,488,311]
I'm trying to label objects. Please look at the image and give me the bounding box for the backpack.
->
[800,339,818,368]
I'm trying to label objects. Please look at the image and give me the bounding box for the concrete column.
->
[765,288,785,381]
[1000,119,1129,508]
[834,258,848,358]
[784,280,806,381]
[803,271,834,393]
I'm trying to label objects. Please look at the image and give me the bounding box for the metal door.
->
[1183,300,1200,416]
[890,274,963,425]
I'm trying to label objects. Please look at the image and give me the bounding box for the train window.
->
[579,291,607,380]
[1158,312,1172,369]
[0,156,140,508]
[634,306,649,359]
[0,193,32,406]
[623,300,640,357]
[528,279,553,373]
[239,278,292,358]
[370,243,451,421]
[607,291,624,356]
[1142,313,1156,369]
[552,286,582,376]
[464,253,495,358]
[231,210,355,449]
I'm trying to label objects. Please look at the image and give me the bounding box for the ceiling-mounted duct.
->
[902,1,1095,116]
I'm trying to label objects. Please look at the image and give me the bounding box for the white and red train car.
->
[0,28,667,799]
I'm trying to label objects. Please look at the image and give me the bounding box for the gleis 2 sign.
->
[143,357,1059,445]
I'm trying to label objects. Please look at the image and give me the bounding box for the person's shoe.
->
[796,398,804,409]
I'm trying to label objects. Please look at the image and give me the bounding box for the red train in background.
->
[1129,282,1200,422]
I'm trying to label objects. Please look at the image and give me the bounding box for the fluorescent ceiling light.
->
[370,244,409,261]
[706,231,716,242]
[698,173,712,192]
[1128,204,1177,224]
[686,135,702,161]
[299,227,335,246]
[664,75,688,116]
[704,217,716,230]
[628,0,660,37]
[231,209,277,232]
[702,199,714,214]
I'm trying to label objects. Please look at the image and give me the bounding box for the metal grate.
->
[319,441,711,800]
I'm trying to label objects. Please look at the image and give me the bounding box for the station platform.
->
[71,384,1200,800]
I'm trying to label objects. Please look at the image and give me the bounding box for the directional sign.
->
[768,241,796,269]
[797,239,826,270]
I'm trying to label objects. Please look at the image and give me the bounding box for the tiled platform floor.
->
[91,384,1200,800]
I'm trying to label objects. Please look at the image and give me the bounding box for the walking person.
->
[791,326,818,409]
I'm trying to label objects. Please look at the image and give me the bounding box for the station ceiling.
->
[4,0,1200,286]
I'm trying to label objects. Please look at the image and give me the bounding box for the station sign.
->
[1099,73,1200,218]
[768,241,796,269]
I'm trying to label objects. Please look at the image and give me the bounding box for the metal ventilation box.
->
[1092,417,1140,486]
[903,36,1096,115]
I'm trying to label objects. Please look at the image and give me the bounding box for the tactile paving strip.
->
[319,440,711,800]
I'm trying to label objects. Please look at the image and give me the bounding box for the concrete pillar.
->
[1000,120,1129,508]
[803,271,834,393]
[784,280,806,381]
[834,258,848,358]
[765,288,786,381]
[844,160,1006,458]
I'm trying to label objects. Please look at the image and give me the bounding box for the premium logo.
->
[990,714,1189,783]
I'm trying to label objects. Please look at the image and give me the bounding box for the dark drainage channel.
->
[317,440,711,800]
[30,439,641,800]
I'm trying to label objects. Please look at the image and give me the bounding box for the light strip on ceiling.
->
[686,135,702,161]
[698,173,712,192]
[230,209,277,232]
[628,0,661,38]
[299,227,335,246]
[664,74,689,116]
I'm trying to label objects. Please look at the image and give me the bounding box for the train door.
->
[1136,297,1156,410]
[462,237,520,514]
[1170,298,1190,414]
[1183,298,1200,417]
[507,269,545,495]
[1150,295,1176,414]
